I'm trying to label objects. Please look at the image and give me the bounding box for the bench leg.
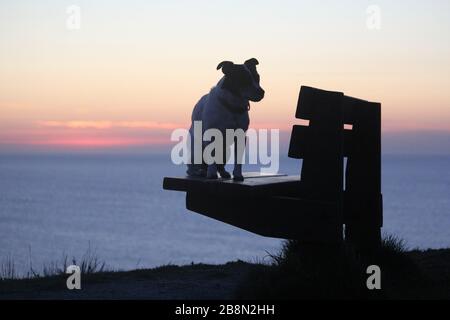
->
[345,224,381,251]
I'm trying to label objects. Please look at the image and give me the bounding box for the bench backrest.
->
[288,86,382,245]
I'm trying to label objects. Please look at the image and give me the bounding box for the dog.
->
[187,58,265,181]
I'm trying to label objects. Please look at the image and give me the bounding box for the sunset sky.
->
[1,0,449,152]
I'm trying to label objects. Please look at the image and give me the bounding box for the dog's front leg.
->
[207,164,218,179]
[232,136,245,181]
[216,143,231,179]
[233,163,243,181]
[205,138,219,179]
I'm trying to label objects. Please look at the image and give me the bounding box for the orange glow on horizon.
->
[37,120,185,130]
[29,137,167,148]
[1,117,450,151]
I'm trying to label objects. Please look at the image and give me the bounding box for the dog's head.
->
[217,58,265,102]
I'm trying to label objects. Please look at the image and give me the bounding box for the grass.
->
[0,245,106,281]
[1,236,449,299]
[0,254,17,280]
[235,235,445,299]
[0,261,251,299]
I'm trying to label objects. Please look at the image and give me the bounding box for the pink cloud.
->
[37,120,185,130]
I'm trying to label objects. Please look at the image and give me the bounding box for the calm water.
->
[0,153,449,275]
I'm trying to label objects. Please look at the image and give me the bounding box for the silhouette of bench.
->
[163,86,382,249]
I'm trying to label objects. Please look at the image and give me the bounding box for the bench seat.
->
[163,173,301,197]
[164,173,341,242]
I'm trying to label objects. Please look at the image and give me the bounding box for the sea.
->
[0,152,449,275]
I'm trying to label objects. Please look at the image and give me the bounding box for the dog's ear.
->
[244,58,259,67]
[217,61,234,74]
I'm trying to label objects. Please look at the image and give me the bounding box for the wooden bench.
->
[163,86,382,249]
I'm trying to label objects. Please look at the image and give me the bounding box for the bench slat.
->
[187,192,342,243]
[289,125,354,159]
[295,86,344,121]
[163,174,301,197]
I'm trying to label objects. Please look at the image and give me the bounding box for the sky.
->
[1,0,449,153]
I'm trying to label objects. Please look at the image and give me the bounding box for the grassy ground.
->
[1,239,449,299]
[0,261,253,299]
[236,237,450,299]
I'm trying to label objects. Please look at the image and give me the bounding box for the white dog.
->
[187,58,265,181]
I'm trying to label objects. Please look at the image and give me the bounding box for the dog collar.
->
[218,96,250,114]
